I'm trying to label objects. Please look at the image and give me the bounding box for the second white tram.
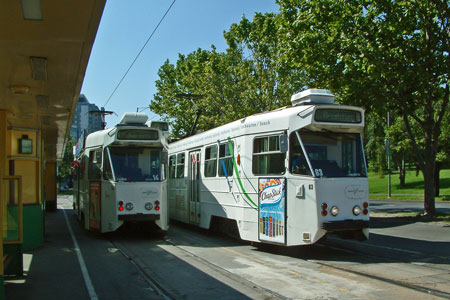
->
[168,89,369,246]
[73,113,169,233]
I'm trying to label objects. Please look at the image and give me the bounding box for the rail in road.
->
[107,223,449,300]
[56,195,449,300]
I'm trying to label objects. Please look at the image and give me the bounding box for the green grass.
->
[368,168,450,201]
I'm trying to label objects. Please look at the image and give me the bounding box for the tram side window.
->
[204,145,218,177]
[176,153,185,178]
[88,149,102,180]
[253,136,286,175]
[218,141,234,177]
[169,155,176,179]
[289,133,312,176]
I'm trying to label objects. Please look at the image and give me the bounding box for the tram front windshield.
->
[291,130,367,178]
[108,147,162,182]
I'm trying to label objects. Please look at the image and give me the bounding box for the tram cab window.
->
[103,149,114,181]
[289,133,312,176]
[88,149,102,180]
[204,145,218,177]
[218,141,234,177]
[176,153,185,179]
[252,136,285,175]
[108,147,164,182]
[297,130,367,177]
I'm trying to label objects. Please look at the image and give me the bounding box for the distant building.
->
[70,94,103,142]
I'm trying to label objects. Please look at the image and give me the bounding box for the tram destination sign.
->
[315,109,362,124]
[117,129,159,140]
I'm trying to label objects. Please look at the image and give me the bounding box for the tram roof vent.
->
[119,112,148,125]
[291,89,335,106]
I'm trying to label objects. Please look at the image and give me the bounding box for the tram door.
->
[189,150,201,224]
[87,149,102,231]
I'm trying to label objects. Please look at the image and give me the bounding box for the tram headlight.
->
[145,202,153,210]
[330,206,339,216]
[353,205,362,216]
[125,202,134,211]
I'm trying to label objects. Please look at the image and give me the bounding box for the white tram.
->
[73,113,169,233]
[168,89,369,246]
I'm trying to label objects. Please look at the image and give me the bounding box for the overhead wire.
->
[103,0,177,108]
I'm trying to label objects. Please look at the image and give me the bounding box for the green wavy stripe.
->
[227,137,257,208]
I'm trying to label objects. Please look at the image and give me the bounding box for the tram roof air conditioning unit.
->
[119,112,148,125]
[291,89,335,106]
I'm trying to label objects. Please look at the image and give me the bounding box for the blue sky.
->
[80,0,280,127]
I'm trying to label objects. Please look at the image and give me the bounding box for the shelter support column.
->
[0,111,7,300]
[44,162,57,211]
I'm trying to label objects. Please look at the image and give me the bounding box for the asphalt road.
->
[370,200,450,214]
[6,196,449,300]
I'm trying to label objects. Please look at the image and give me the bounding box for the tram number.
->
[314,169,323,177]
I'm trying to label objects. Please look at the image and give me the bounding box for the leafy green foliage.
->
[151,0,450,215]
[277,0,450,215]
[58,138,74,181]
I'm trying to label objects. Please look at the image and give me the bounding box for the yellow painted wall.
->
[0,111,7,277]
[7,130,38,157]
[13,161,39,205]
[6,130,41,205]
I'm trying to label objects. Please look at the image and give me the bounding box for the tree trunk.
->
[398,159,406,187]
[434,162,441,197]
[422,161,436,217]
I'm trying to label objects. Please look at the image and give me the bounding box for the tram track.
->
[164,224,450,299]
[161,238,290,300]
[106,223,449,300]
[109,233,288,300]
[313,241,450,300]
[109,239,175,300]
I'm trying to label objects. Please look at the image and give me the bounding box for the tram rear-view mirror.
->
[279,134,288,153]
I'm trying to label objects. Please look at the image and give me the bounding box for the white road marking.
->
[60,206,99,300]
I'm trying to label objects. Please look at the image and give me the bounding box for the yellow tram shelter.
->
[0,1,105,299]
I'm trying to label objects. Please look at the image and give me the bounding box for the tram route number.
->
[314,169,323,177]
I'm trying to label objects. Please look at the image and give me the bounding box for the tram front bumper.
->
[118,214,160,221]
[321,219,369,231]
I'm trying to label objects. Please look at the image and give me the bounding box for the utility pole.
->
[89,108,114,130]
[387,109,391,198]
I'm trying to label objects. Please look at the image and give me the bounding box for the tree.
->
[58,138,74,185]
[364,112,387,176]
[277,0,450,216]
[151,12,304,138]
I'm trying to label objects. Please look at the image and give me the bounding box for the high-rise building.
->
[70,94,103,142]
